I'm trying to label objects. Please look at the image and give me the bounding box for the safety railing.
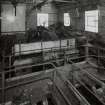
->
[2,43,105,82]
[1,43,105,105]
[52,63,90,105]
[0,62,71,105]
[1,45,79,79]
[1,43,105,85]
[68,59,105,105]
[1,45,79,68]
[0,61,92,105]
[3,42,105,67]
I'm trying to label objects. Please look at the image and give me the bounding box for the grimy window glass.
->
[64,13,70,26]
[37,13,48,27]
[1,4,26,33]
[85,10,98,33]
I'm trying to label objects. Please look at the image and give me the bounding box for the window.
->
[64,13,70,26]
[85,10,98,33]
[1,4,26,32]
[37,13,48,27]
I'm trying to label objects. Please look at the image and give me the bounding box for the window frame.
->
[64,13,70,26]
[37,13,48,27]
[85,10,98,33]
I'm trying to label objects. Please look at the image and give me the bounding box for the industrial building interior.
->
[1,0,105,105]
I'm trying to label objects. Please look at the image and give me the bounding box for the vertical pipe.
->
[41,40,43,57]
[9,56,11,78]
[85,39,89,62]
[51,48,53,60]
[97,48,100,65]
[85,45,89,61]
[60,40,61,63]
[71,64,74,84]
[19,41,21,59]
[53,66,56,84]
[64,51,66,65]
[41,41,44,71]
[2,52,5,105]
[1,71,5,105]
[60,39,61,50]
[0,3,1,35]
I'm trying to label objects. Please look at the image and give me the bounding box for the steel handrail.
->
[56,70,90,105]
[53,83,72,105]
[3,46,77,57]
[76,78,105,105]
[1,54,105,77]
[51,63,91,105]
[81,44,105,52]
[1,62,90,105]
[65,60,105,104]
[69,60,105,87]
[0,75,72,105]
[0,63,73,105]
[0,59,64,74]
[2,43,105,57]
